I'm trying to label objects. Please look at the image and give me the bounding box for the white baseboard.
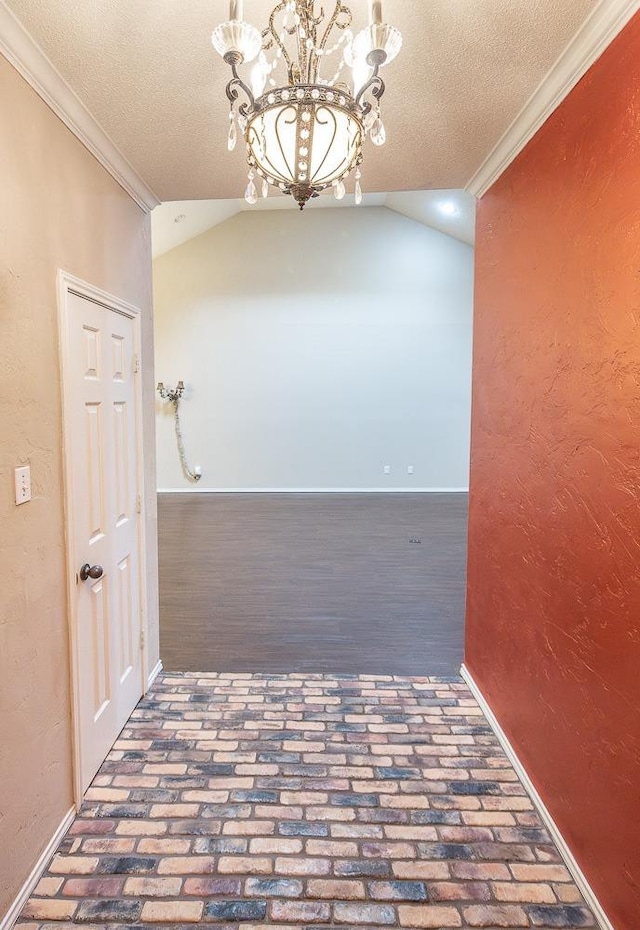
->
[460,664,614,930]
[157,487,469,494]
[147,659,163,691]
[0,806,75,930]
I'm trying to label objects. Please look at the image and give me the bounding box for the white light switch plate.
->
[15,465,31,505]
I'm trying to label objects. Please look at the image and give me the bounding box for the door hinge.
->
[133,353,140,374]
[140,629,146,651]
[136,493,142,514]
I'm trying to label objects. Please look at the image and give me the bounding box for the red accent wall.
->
[466,15,640,930]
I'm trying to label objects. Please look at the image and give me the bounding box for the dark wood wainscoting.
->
[158,492,468,676]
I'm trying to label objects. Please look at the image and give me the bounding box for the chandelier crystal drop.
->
[227,110,238,151]
[355,167,363,205]
[244,169,258,205]
[212,0,402,210]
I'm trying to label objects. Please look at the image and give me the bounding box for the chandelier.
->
[212,1,402,209]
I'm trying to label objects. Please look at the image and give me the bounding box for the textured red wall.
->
[466,15,640,930]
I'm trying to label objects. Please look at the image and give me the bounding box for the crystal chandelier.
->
[212,1,402,210]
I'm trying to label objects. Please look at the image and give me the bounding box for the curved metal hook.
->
[355,69,385,118]
[224,54,257,119]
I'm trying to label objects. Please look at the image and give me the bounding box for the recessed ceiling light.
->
[439,201,458,217]
[174,214,187,224]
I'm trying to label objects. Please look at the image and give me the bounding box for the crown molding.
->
[0,1,160,213]
[467,0,640,198]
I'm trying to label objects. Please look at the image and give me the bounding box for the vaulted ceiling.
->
[151,190,476,257]
[3,0,601,202]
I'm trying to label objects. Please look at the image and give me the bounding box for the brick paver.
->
[17,673,597,928]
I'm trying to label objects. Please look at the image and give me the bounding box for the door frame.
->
[57,270,149,809]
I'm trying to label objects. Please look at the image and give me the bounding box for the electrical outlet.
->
[407,465,415,475]
[383,465,391,475]
[14,465,31,505]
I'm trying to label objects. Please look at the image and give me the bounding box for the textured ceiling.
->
[5,0,599,201]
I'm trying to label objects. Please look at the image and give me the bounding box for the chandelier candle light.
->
[212,0,402,209]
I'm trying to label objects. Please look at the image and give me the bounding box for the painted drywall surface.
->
[0,56,158,918]
[153,208,474,490]
[466,14,640,929]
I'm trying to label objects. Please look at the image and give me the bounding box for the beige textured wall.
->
[0,56,158,918]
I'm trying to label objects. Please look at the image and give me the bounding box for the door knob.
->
[80,563,104,582]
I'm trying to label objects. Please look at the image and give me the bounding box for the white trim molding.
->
[0,1,159,212]
[461,664,615,930]
[156,487,470,494]
[147,659,163,692]
[0,807,75,930]
[467,0,640,197]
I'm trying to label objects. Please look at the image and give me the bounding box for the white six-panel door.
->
[65,287,144,794]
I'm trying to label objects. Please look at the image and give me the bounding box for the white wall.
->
[153,206,473,490]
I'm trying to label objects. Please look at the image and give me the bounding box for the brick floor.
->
[17,673,597,928]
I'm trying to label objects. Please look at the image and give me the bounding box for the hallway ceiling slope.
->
[151,190,476,258]
[3,0,601,201]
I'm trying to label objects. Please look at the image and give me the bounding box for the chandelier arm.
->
[355,69,385,117]
[224,56,256,118]
[307,0,324,29]
[298,5,309,83]
[311,2,352,82]
[318,2,352,51]
[263,2,293,73]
